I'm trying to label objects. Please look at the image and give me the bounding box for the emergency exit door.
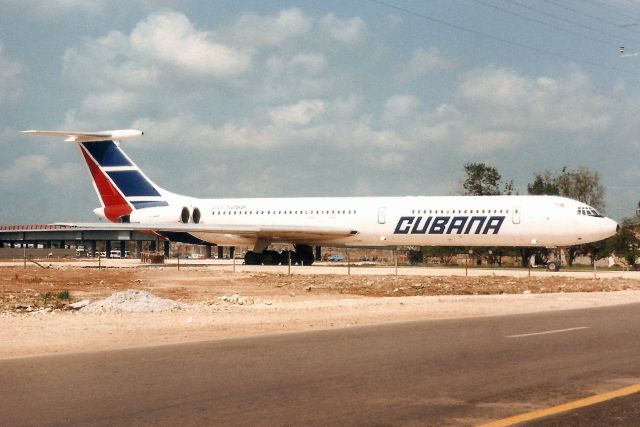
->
[512,206,521,224]
[378,207,386,224]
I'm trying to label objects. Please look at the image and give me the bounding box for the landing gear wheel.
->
[547,261,560,272]
[262,250,281,265]
[244,251,263,265]
[280,250,297,265]
[294,244,315,266]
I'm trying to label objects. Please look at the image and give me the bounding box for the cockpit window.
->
[577,206,603,217]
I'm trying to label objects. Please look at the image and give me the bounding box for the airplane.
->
[22,129,618,266]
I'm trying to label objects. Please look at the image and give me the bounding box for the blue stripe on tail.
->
[82,141,132,167]
[107,171,161,197]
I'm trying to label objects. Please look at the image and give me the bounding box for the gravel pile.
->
[82,290,186,313]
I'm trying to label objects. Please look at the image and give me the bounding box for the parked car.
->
[109,250,121,258]
[327,255,345,262]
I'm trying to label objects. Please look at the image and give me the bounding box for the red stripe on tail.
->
[80,146,132,222]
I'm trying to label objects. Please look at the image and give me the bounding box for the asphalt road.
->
[1,304,640,426]
[525,392,640,426]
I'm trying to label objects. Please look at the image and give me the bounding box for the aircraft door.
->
[512,205,521,224]
[378,207,386,224]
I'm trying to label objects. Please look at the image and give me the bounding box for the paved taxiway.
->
[2,258,640,280]
[1,303,639,426]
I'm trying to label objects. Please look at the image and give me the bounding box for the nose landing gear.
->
[546,260,560,272]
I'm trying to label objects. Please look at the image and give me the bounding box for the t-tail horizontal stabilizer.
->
[22,129,143,142]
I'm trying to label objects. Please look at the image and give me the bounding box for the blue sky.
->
[2,0,640,222]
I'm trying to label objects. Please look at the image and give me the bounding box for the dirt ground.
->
[3,266,640,311]
[2,265,640,359]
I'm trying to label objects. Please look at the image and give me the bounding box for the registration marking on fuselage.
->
[506,326,590,338]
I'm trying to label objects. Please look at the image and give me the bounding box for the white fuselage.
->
[21,130,619,252]
[130,194,618,249]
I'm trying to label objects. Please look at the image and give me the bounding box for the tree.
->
[527,167,604,211]
[592,218,639,266]
[502,179,516,196]
[527,171,559,195]
[556,167,605,211]
[527,166,607,267]
[461,163,513,196]
[421,246,460,265]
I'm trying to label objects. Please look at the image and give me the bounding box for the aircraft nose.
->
[606,218,619,237]
[594,217,619,242]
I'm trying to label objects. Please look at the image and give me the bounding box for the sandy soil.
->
[2,266,640,359]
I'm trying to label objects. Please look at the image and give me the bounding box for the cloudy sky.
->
[2,0,640,223]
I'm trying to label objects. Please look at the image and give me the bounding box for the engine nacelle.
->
[129,206,186,223]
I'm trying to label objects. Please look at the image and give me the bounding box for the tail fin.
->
[22,130,169,222]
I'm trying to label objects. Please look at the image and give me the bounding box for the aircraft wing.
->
[55,222,358,241]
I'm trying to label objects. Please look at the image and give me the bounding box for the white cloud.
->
[270,99,326,126]
[396,47,455,83]
[263,52,327,80]
[79,90,143,116]
[63,10,250,92]
[129,66,626,164]
[227,8,313,47]
[130,98,407,154]
[0,42,23,106]
[3,0,110,18]
[382,94,422,123]
[63,30,158,90]
[131,115,285,149]
[130,11,250,76]
[456,68,613,133]
[364,151,406,169]
[258,54,337,101]
[288,53,327,74]
[332,95,363,117]
[59,6,377,132]
[3,0,178,19]
[0,155,81,188]
[459,130,522,153]
[320,14,366,44]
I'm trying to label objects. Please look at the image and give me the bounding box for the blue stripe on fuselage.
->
[131,201,169,209]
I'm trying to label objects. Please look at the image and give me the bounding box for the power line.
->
[545,0,640,35]
[472,0,613,48]
[507,0,640,47]
[581,0,640,22]
[367,0,634,76]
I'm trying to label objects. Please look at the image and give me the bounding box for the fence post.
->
[394,249,398,276]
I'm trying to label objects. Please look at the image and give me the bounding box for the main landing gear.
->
[546,260,560,272]
[244,244,315,266]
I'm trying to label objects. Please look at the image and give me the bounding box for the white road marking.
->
[507,326,590,338]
